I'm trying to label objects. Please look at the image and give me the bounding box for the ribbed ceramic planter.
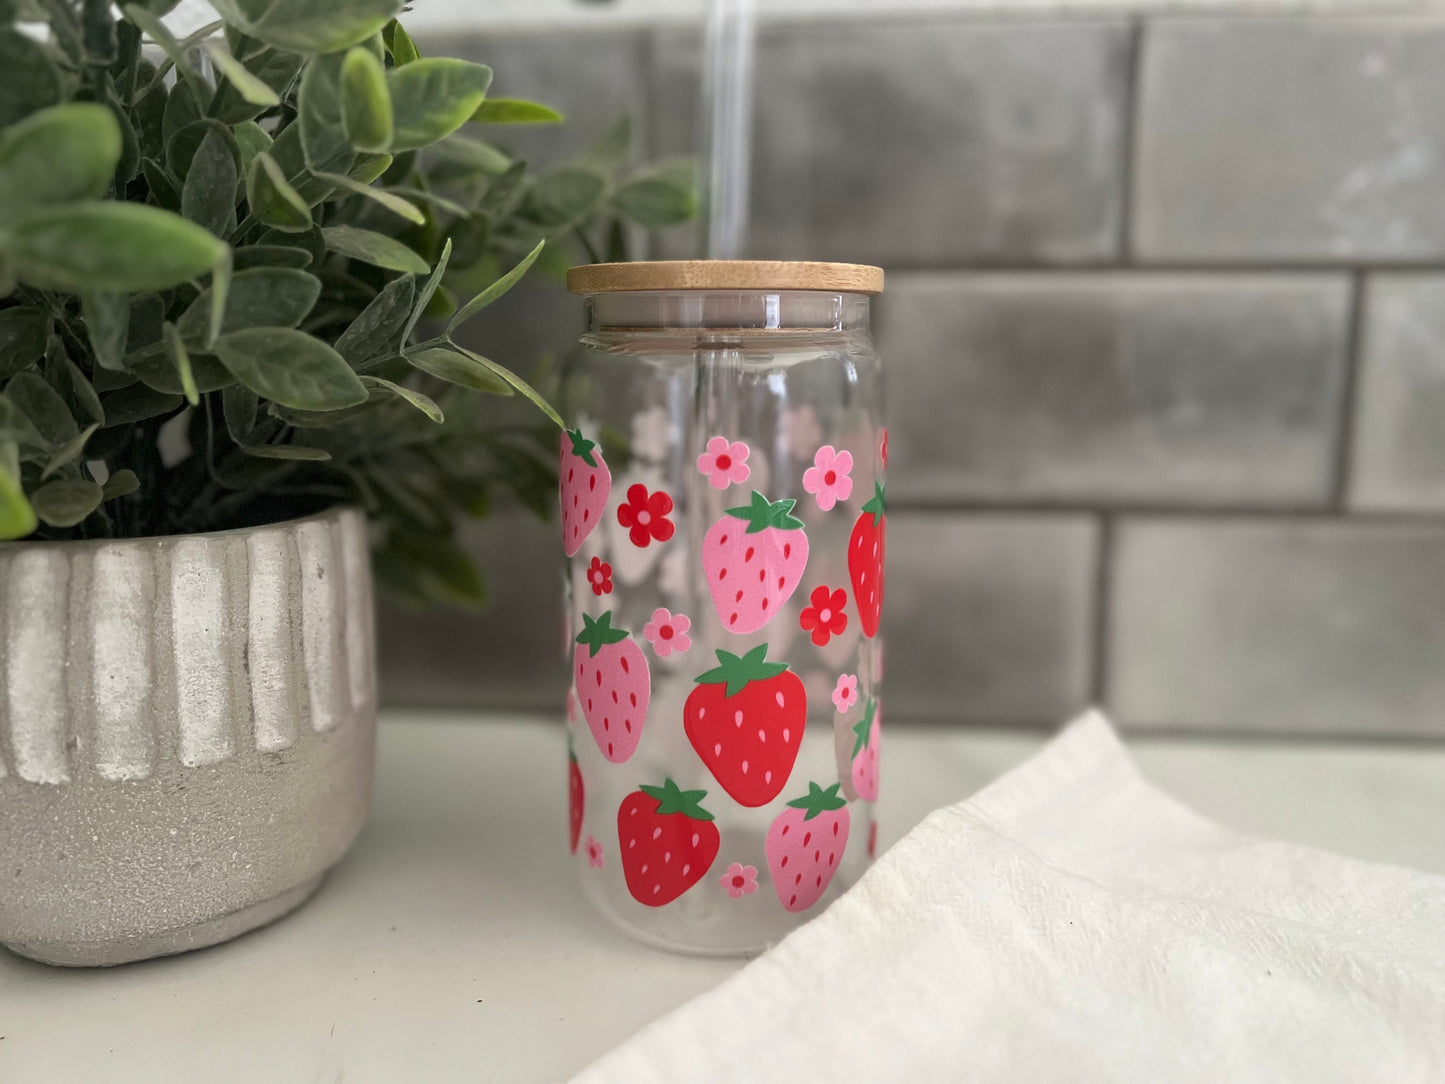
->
[0,507,376,967]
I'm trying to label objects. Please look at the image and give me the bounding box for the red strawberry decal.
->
[574,611,650,763]
[848,480,886,638]
[684,645,807,807]
[849,698,880,802]
[766,781,850,912]
[568,747,585,854]
[560,428,611,557]
[618,778,720,906]
[701,490,809,634]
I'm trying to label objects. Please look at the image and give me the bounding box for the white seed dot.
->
[741,760,749,774]
[652,827,662,839]
[775,691,785,708]
[758,729,766,742]
[691,833,700,846]
[734,710,744,726]
[714,742,722,756]
[783,728,791,743]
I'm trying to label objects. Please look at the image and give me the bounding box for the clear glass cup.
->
[559,262,886,955]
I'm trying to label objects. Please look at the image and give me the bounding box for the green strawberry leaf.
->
[638,778,714,822]
[565,426,598,469]
[575,610,629,657]
[786,781,848,821]
[851,698,877,759]
[694,644,789,698]
[862,480,886,526]
[725,490,804,534]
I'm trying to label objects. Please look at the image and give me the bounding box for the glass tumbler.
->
[559,261,886,955]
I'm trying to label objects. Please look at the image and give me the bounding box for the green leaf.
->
[0,103,122,213]
[297,50,352,171]
[232,245,312,271]
[256,225,325,265]
[166,119,240,184]
[350,151,393,185]
[334,273,414,366]
[725,490,805,534]
[0,393,44,450]
[448,239,544,332]
[0,202,229,292]
[404,344,511,395]
[121,5,206,115]
[246,151,312,232]
[613,171,697,227]
[208,0,405,55]
[82,0,119,65]
[212,326,367,410]
[426,134,511,183]
[99,382,183,425]
[360,375,442,422]
[402,237,451,345]
[477,160,528,219]
[141,157,181,210]
[6,370,77,444]
[579,115,631,175]
[209,41,304,125]
[127,341,232,396]
[29,477,103,527]
[313,170,422,224]
[447,344,563,428]
[523,168,606,229]
[133,83,168,162]
[160,76,200,148]
[0,450,36,539]
[181,127,239,236]
[232,120,273,181]
[42,421,99,479]
[82,291,131,371]
[176,268,321,343]
[101,467,140,499]
[239,442,330,461]
[340,46,392,153]
[125,293,165,353]
[784,781,848,821]
[64,359,106,424]
[0,28,64,127]
[222,384,258,441]
[203,38,280,110]
[382,19,418,66]
[163,321,199,405]
[387,59,492,152]
[470,97,563,125]
[693,645,790,698]
[0,306,48,380]
[635,778,714,822]
[321,225,428,273]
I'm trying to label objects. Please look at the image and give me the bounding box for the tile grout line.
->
[1330,269,1369,510]
[1116,16,1147,264]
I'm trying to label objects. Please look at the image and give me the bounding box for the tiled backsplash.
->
[385,12,1445,737]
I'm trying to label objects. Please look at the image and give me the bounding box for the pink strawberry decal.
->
[569,746,585,854]
[574,611,650,763]
[618,778,720,906]
[848,481,886,638]
[684,645,807,807]
[701,490,809,634]
[849,698,880,801]
[766,781,850,913]
[560,427,611,557]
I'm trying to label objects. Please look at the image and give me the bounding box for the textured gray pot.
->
[0,507,376,967]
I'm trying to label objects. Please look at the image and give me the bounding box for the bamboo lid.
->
[567,260,884,296]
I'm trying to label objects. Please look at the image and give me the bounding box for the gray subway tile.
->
[650,19,1128,265]
[877,273,1351,506]
[1134,18,1445,262]
[1348,274,1445,511]
[378,509,567,712]
[1109,517,1445,737]
[885,513,1097,725]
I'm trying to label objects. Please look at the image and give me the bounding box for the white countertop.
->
[2,713,1443,1084]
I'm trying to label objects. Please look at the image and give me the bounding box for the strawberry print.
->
[568,747,585,854]
[684,645,807,807]
[560,428,611,557]
[848,480,886,638]
[849,698,880,802]
[574,611,650,763]
[701,490,809,634]
[799,585,848,647]
[617,483,675,548]
[618,778,720,907]
[766,781,850,913]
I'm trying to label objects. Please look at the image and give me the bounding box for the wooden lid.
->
[567,260,884,296]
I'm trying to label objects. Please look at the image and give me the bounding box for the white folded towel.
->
[574,710,1445,1083]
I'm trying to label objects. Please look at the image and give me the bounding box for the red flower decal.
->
[799,585,849,646]
[586,556,613,596]
[616,483,675,548]
[879,428,889,468]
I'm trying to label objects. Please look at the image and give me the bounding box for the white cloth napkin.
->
[574,710,1445,1083]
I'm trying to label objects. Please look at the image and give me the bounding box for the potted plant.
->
[0,0,694,966]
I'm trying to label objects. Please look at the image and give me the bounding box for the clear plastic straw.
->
[700,0,756,259]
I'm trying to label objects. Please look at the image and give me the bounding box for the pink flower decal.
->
[696,436,751,490]
[642,607,692,658]
[616,483,675,548]
[586,556,613,596]
[832,673,859,713]
[879,428,889,468]
[720,862,758,899]
[802,445,854,511]
[799,585,849,647]
[585,836,604,868]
